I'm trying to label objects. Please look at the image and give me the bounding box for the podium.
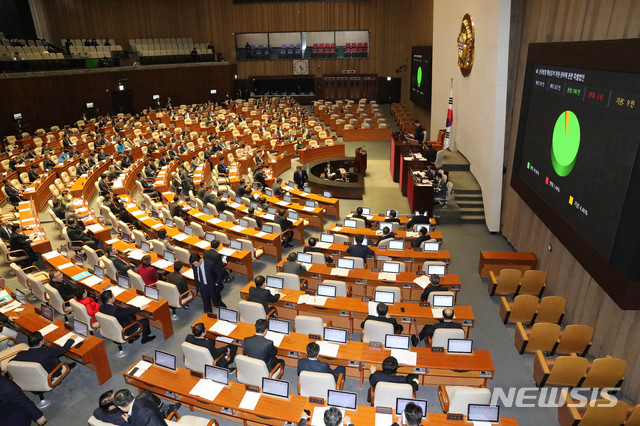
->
[354,147,367,173]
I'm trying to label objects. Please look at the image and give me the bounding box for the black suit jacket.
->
[28,169,39,182]
[406,215,430,230]
[167,271,189,295]
[422,320,463,339]
[242,334,279,370]
[274,215,292,232]
[13,339,74,373]
[352,213,371,228]
[107,254,132,274]
[9,232,32,254]
[293,170,308,188]
[0,226,11,242]
[420,284,449,302]
[130,394,167,426]
[411,234,431,249]
[413,125,424,142]
[376,232,396,246]
[191,260,219,294]
[248,286,280,313]
[346,244,375,262]
[282,261,307,275]
[369,370,419,401]
[0,376,44,425]
[297,358,342,381]
[50,280,77,301]
[185,334,226,360]
[99,303,141,333]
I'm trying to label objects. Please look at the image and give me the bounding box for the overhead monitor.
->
[152,94,160,100]
[86,102,94,108]
[13,113,22,120]
[410,45,433,109]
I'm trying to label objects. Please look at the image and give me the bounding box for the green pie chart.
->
[417,66,422,88]
[551,110,580,177]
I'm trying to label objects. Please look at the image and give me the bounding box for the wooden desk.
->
[478,251,539,278]
[327,224,443,245]
[407,172,434,214]
[279,183,340,219]
[390,134,421,182]
[124,359,516,426]
[298,144,346,165]
[197,316,488,387]
[339,127,393,142]
[9,304,112,385]
[44,251,174,340]
[17,200,52,253]
[400,154,430,196]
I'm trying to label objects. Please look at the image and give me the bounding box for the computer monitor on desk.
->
[117,275,130,289]
[382,262,401,273]
[266,276,284,290]
[164,251,175,262]
[268,318,289,335]
[422,241,439,252]
[262,377,289,399]
[140,240,150,253]
[337,258,354,270]
[447,339,473,354]
[320,233,335,244]
[317,284,336,298]
[219,307,238,324]
[323,327,348,344]
[262,224,273,234]
[40,305,54,322]
[155,350,176,371]
[343,219,357,228]
[93,265,104,278]
[396,398,427,418]
[427,263,446,276]
[374,290,395,304]
[328,390,357,410]
[73,319,89,338]
[385,334,410,350]
[296,252,312,264]
[388,240,404,251]
[467,405,500,423]
[230,240,242,250]
[432,294,454,308]
[205,364,229,385]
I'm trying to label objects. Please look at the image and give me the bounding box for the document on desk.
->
[238,391,261,410]
[172,233,189,241]
[316,340,340,358]
[0,301,21,313]
[72,271,92,281]
[332,226,343,232]
[276,201,289,206]
[128,360,152,377]
[312,407,344,426]
[302,206,315,212]
[375,413,394,426]
[195,240,211,249]
[265,331,285,347]
[39,324,58,337]
[183,269,194,280]
[330,268,350,277]
[128,296,152,308]
[152,259,173,269]
[82,275,104,287]
[391,349,417,366]
[207,218,222,225]
[108,286,126,297]
[378,272,397,281]
[58,262,74,270]
[262,213,275,221]
[368,301,379,316]
[193,212,205,218]
[42,251,61,260]
[209,320,237,336]
[138,216,150,222]
[86,224,104,233]
[255,231,267,237]
[431,308,444,318]
[228,202,242,209]
[413,275,431,289]
[406,231,419,238]
[131,210,145,217]
[54,332,83,346]
[315,242,331,249]
[230,225,245,232]
[151,223,164,229]
[106,238,120,245]
[126,249,146,260]
[189,379,225,401]
[219,248,235,256]
[297,295,327,306]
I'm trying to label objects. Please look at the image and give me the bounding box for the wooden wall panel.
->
[502,0,640,401]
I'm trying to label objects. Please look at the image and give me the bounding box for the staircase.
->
[455,189,485,224]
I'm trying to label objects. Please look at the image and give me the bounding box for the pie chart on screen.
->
[551,110,580,177]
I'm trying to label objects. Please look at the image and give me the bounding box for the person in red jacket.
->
[137,255,158,286]
[74,288,100,325]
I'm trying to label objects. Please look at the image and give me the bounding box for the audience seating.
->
[156,280,195,319]
[294,315,325,336]
[499,294,539,325]
[488,268,521,296]
[181,342,223,374]
[44,284,73,322]
[437,385,492,414]
[558,389,634,426]
[514,322,561,354]
[69,299,100,333]
[431,328,465,348]
[534,351,625,388]
[362,320,394,343]
[533,296,565,324]
[553,324,593,356]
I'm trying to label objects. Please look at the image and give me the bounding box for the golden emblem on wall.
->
[457,13,475,77]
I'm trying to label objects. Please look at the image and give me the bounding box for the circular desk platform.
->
[307,157,364,199]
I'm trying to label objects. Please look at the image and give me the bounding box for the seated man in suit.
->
[0,217,12,242]
[67,217,102,251]
[376,226,396,246]
[9,223,38,267]
[112,389,167,426]
[242,318,284,370]
[27,164,39,182]
[185,322,237,369]
[245,207,262,228]
[13,331,76,376]
[271,178,284,197]
[106,245,134,274]
[167,260,189,298]
[384,210,401,224]
[434,173,447,200]
[297,342,345,381]
[99,290,155,344]
[282,252,307,275]
[274,208,294,247]
[367,356,419,403]
[352,207,371,228]
[48,270,78,302]
[406,209,430,231]
[217,158,229,177]
[410,227,432,249]
[304,237,332,263]
[411,307,462,347]
[419,274,449,303]
[361,302,403,334]
[298,406,353,426]
[346,235,375,263]
[248,275,279,317]
[236,179,251,198]
[425,143,437,164]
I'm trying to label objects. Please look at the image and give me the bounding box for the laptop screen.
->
[184,226,193,236]
[164,251,175,262]
[117,275,130,289]
[327,390,357,410]
[467,405,500,423]
[303,186,311,193]
[396,398,427,418]
[448,339,473,354]
[155,350,176,371]
[305,200,315,208]
[265,188,273,196]
[337,258,354,269]
[121,232,131,243]
[388,240,404,251]
[320,233,334,243]
[268,318,289,334]
[266,276,284,290]
[422,241,439,252]
[203,206,211,215]
[432,294,454,308]
[165,218,173,227]
[75,254,84,267]
[323,327,347,344]
[296,252,312,264]
[317,284,336,298]
[283,194,292,203]
[267,207,277,215]
[230,240,242,250]
[239,219,250,228]
[218,307,238,324]
[144,286,159,301]
[288,211,299,221]
[382,262,401,273]
[40,304,54,322]
[427,264,446,276]
[151,210,159,219]
[385,334,410,350]
[140,240,150,252]
[205,232,215,242]
[323,191,332,198]
[93,265,104,278]
[60,246,69,257]
[287,181,295,188]
[374,290,395,304]
[361,207,371,215]
[204,364,229,385]
[262,224,273,233]
[262,377,289,399]
[234,196,242,204]
[73,319,89,337]
[15,289,26,305]
[343,219,357,228]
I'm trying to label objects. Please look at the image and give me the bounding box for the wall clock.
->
[293,59,309,75]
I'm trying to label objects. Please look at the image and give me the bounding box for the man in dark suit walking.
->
[248,275,280,317]
[190,253,223,312]
[293,165,308,189]
[242,319,284,371]
[203,240,234,284]
[13,332,76,375]
[99,290,155,344]
[297,342,345,381]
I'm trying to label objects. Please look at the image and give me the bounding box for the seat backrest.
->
[299,371,337,398]
[333,234,349,244]
[519,270,546,296]
[375,286,401,303]
[509,295,539,323]
[181,342,214,373]
[555,324,594,355]
[235,354,269,387]
[238,300,266,324]
[173,246,191,264]
[9,262,29,290]
[581,357,626,388]
[321,280,347,298]
[527,322,561,353]
[277,272,300,290]
[294,315,324,335]
[363,320,394,343]
[7,361,52,392]
[495,269,521,295]
[535,296,565,324]
[95,312,126,344]
[446,386,492,415]
[28,276,48,304]
[580,399,629,426]
[84,245,100,269]
[156,280,180,308]
[101,256,117,281]
[431,328,465,348]
[127,269,146,292]
[69,298,94,327]
[547,355,588,386]
[422,260,446,274]
[213,231,230,245]
[44,284,68,314]
[373,382,413,408]
[151,240,166,257]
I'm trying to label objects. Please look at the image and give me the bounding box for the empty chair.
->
[294,315,325,336]
[173,216,186,231]
[372,382,414,408]
[156,280,194,319]
[100,256,118,281]
[533,350,589,387]
[488,268,521,296]
[235,354,283,387]
[44,284,73,322]
[299,371,344,398]
[191,222,205,238]
[333,234,349,244]
[553,324,593,356]
[238,238,264,260]
[308,252,325,264]
[151,240,166,257]
[533,296,565,324]
[10,262,48,296]
[132,230,147,247]
[83,246,103,271]
[559,392,629,426]
[7,360,71,408]
[181,341,219,373]
[430,328,465,348]
[320,280,348,297]
[581,356,626,389]
[238,300,267,324]
[514,322,561,354]
[362,320,394,343]
[94,312,142,357]
[213,231,229,245]
[277,272,302,290]
[437,385,492,414]
[517,269,546,297]
[500,294,538,325]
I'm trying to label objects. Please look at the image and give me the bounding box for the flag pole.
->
[445,78,454,151]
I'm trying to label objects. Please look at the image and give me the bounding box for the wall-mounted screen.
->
[410,46,432,109]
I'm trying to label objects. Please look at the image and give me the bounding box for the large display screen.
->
[514,65,640,258]
[410,46,432,109]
